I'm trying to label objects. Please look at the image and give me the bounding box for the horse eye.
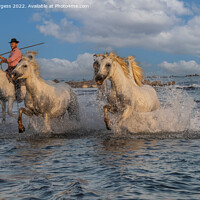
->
[23,65,27,68]
[93,64,98,69]
[93,61,99,69]
[106,63,111,67]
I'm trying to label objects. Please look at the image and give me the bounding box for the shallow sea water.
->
[1,77,200,200]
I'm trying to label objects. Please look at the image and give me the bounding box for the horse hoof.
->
[19,125,25,133]
[106,125,111,130]
[105,123,111,130]
[42,129,52,134]
[104,119,111,130]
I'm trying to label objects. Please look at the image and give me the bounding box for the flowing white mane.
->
[22,51,41,78]
[126,56,144,86]
[94,52,160,132]
[100,52,144,86]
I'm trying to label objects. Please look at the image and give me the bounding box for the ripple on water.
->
[1,87,200,199]
[1,135,200,199]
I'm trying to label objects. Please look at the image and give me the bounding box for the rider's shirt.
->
[7,47,22,67]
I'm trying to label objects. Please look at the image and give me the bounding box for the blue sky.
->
[1,0,200,80]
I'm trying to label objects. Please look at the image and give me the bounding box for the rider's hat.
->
[9,38,19,43]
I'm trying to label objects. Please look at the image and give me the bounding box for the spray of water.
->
[25,89,106,136]
[102,87,199,134]
[1,87,200,139]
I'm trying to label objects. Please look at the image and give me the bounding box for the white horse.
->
[93,52,160,130]
[12,52,79,133]
[0,68,26,121]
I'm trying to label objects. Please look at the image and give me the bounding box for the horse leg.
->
[68,104,80,122]
[68,106,80,121]
[8,98,17,119]
[68,92,80,121]
[1,101,6,122]
[43,114,52,133]
[118,106,132,130]
[18,107,33,133]
[103,105,112,130]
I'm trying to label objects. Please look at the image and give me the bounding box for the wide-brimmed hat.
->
[9,38,19,43]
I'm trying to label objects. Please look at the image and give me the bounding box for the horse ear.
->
[27,54,33,60]
[26,51,37,60]
[27,51,37,56]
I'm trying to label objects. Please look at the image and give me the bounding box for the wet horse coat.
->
[0,68,26,121]
[94,52,160,130]
[12,52,79,133]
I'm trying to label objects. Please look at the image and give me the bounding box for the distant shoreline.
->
[52,74,199,88]
[52,78,176,88]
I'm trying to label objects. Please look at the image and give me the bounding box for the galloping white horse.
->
[12,52,79,133]
[93,52,160,130]
[0,68,26,121]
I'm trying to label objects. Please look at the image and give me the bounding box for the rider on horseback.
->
[0,38,23,101]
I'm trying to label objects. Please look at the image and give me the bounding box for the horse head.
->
[12,52,40,81]
[94,52,130,85]
[93,53,117,85]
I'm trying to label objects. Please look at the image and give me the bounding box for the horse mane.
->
[22,51,42,78]
[104,52,143,86]
[126,56,144,86]
[27,51,38,56]
[105,52,130,79]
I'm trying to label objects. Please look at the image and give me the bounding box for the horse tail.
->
[127,56,144,86]
[68,89,80,121]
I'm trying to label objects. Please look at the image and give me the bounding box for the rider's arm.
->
[0,55,7,63]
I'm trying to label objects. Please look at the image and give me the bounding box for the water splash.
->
[1,87,200,139]
[24,89,106,136]
[105,87,200,134]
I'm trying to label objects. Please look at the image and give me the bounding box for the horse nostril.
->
[95,75,103,82]
[95,75,105,85]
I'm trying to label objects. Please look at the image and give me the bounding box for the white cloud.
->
[37,52,94,80]
[158,60,200,75]
[33,0,200,56]
[31,13,44,22]
[37,18,81,42]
